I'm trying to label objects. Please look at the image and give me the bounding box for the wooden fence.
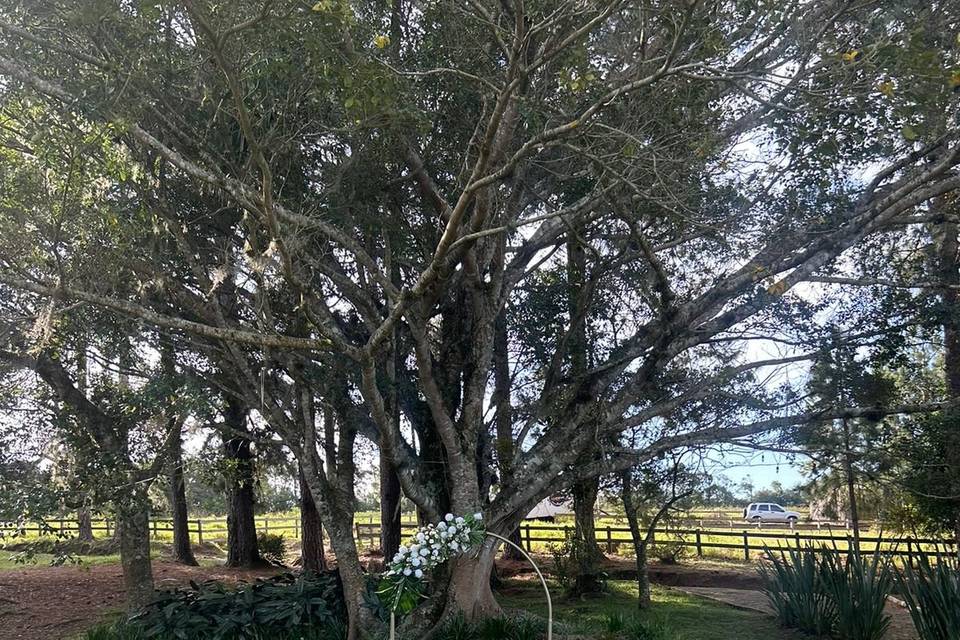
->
[352,523,956,562]
[3,518,955,562]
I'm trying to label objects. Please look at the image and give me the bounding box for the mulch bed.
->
[0,561,280,640]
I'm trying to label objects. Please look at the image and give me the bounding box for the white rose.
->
[403,568,412,576]
[445,513,454,522]
[411,557,421,567]
[415,569,423,578]
[473,512,483,520]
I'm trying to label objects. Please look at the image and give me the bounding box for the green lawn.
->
[497,579,797,640]
[0,551,121,570]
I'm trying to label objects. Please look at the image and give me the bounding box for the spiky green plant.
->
[79,621,145,640]
[624,617,676,640]
[758,546,835,636]
[897,553,960,640]
[434,614,546,640]
[820,548,893,640]
[605,612,627,633]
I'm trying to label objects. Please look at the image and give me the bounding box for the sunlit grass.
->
[497,578,800,639]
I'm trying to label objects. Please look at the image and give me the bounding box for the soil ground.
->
[0,561,279,640]
[0,548,920,640]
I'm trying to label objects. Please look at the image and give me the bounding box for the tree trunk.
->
[493,306,523,560]
[936,214,960,555]
[620,475,651,609]
[379,451,402,560]
[160,338,196,565]
[444,548,500,615]
[77,506,93,542]
[841,418,861,553]
[223,397,261,568]
[75,348,94,544]
[116,487,155,612]
[571,477,605,594]
[299,465,326,573]
[298,463,373,640]
[168,427,197,566]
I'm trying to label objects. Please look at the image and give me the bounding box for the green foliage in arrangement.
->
[760,547,894,640]
[897,554,960,640]
[129,572,345,639]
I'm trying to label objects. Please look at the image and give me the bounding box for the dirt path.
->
[673,586,919,640]
[0,562,279,640]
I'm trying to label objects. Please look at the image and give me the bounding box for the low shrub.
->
[647,540,687,565]
[131,571,345,639]
[80,621,145,640]
[624,617,676,640]
[256,532,287,565]
[897,553,960,640]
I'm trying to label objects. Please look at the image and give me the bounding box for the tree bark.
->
[77,506,93,542]
[430,541,500,630]
[223,396,261,568]
[116,486,155,611]
[841,418,861,553]
[75,346,94,544]
[168,426,197,566]
[493,306,523,559]
[160,338,196,565]
[299,465,326,573]
[620,474,651,608]
[935,213,960,554]
[571,477,605,595]
[379,451,402,560]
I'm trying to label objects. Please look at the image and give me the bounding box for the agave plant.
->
[819,548,893,640]
[897,553,960,640]
[759,546,835,636]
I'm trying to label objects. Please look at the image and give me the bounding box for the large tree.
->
[2,0,959,634]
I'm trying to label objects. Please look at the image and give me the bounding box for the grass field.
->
[3,509,948,567]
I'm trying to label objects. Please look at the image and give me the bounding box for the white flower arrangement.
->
[378,512,485,613]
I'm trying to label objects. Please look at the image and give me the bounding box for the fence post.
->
[743,531,750,562]
[355,523,362,548]
[105,519,111,536]
[606,526,613,554]
[695,530,703,558]
[524,525,531,552]
[197,520,203,545]
[294,520,300,540]
[906,539,913,568]
[794,531,801,550]
[264,518,270,534]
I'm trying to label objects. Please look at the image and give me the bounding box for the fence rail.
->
[351,523,956,562]
[2,518,955,562]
